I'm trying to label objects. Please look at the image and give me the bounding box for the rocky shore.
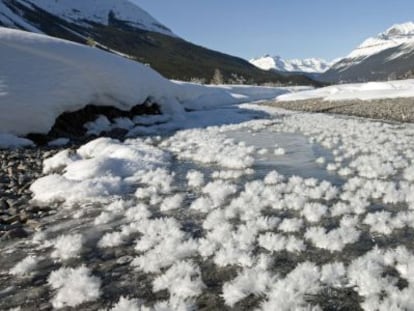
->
[264,97,414,123]
[0,148,64,240]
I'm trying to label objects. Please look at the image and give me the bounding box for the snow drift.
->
[0,27,293,137]
[276,79,414,102]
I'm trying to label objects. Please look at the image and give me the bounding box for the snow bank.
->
[276,79,414,102]
[0,27,174,136]
[0,27,294,137]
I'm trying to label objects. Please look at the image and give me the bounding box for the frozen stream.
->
[2,103,414,310]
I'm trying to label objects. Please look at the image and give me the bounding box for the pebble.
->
[0,147,65,236]
[116,255,133,265]
[0,199,9,210]
[266,97,414,123]
[2,227,29,240]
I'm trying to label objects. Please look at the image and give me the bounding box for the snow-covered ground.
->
[2,99,414,310]
[0,27,296,142]
[276,79,414,102]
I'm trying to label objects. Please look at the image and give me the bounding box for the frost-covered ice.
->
[4,101,414,310]
[48,265,101,308]
[51,233,83,261]
[9,256,39,276]
[30,137,171,205]
[152,260,205,300]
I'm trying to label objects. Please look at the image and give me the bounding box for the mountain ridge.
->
[250,55,332,74]
[0,0,176,36]
[321,22,414,82]
[0,0,317,86]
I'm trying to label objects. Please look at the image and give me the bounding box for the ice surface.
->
[4,99,414,310]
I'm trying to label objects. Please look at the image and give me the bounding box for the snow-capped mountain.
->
[346,22,414,62]
[321,22,414,82]
[0,0,175,36]
[250,55,332,74]
[0,0,314,85]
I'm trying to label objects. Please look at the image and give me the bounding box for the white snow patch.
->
[48,265,101,308]
[153,260,205,299]
[51,233,83,261]
[222,266,274,307]
[108,296,144,311]
[31,138,170,205]
[160,194,185,212]
[277,79,414,102]
[258,232,305,253]
[202,180,237,207]
[9,255,39,276]
[305,216,361,252]
[186,170,205,188]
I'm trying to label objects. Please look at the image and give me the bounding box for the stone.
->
[0,199,9,210]
[19,211,29,223]
[2,227,29,239]
[2,215,20,224]
[116,256,133,265]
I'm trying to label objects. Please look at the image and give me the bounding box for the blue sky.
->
[134,0,414,61]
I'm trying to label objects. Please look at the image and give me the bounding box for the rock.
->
[19,211,29,223]
[0,199,9,210]
[42,151,54,159]
[2,227,29,239]
[7,207,19,216]
[17,163,27,171]
[27,205,50,213]
[25,219,42,230]
[1,215,20,224]
[0,224,12,231]
[6,199,17,209]
[39,302,52,310]
[116,256,133,265]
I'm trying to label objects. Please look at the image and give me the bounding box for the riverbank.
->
[265,97,414,123]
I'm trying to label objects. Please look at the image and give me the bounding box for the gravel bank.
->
[0,148,64,240]
[264,97,414,122]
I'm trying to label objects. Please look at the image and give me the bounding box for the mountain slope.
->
[0,0,175,36]
[321,22,414,83]
[250,55,331,74]
[0,0,316,85]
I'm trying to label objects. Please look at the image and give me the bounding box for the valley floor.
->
[2,102,414,310]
